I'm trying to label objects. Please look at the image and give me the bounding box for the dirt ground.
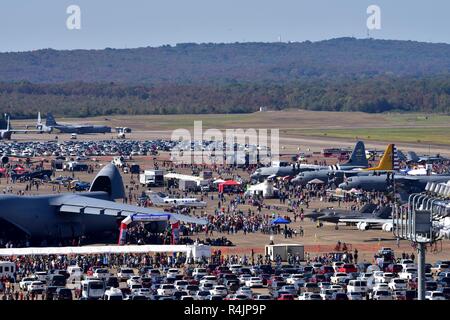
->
[2,149,449,263]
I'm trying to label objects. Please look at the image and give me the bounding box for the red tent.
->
[218,180,241,193]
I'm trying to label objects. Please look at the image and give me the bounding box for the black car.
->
[440,277,450,288]
[441,287,450,299]
[174,291,188,300]
[44,286,59,300]
[141,277,152,288]
[106,277,119,289]
[55,288,73,300]
[425,281,438,291]
[48,274,66,287]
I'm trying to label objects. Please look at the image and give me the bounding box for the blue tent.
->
[271,217,290,224]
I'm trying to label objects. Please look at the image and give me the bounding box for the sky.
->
[0,0,449,52]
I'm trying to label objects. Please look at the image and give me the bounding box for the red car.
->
[267,276,284,286]
[278,294,295,300]
[318,266,335,275]
[214,266,232,277]
[386,264,403,274]
[337,264,358,274]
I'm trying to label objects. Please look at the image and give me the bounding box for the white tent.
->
[0,244,211,260]
[245,180,278,198]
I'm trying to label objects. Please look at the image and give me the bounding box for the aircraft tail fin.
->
[37,112,42,125]
[46,113,57,126]
[407,151,419,163]
[359,203,377,213]
[374,206,392,219]
[343,141,368,167]
[366,144,399,171]
[147,192,164,204]
[6,115,10,131]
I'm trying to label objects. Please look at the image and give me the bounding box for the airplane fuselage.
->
[0,192,118,239]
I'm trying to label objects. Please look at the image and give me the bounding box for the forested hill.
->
[1,38,450,84]
[0,38,449,117]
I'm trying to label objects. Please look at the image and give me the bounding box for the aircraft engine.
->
[356,222,369,230]
[382,223,393,232]
[1,156,9,164]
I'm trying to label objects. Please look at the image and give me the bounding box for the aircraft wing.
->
[10,129,43,134]
[339,218,389,224]
[49,194,208,225]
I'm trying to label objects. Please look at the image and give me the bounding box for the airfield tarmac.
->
[3,151,449,263]
[11,110,450,156]
[3,110,450,262]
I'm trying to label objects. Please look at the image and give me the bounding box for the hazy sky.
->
[0,0,449,52]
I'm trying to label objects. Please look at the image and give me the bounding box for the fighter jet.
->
[36,112,112,134]
[0,164,207,241]
[306,203,378,221]
[251,141,368,181]
[406,151,448,164]
[317,205,392,226]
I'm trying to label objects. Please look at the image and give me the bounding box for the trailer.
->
[265,244,304,262]
[140,169,165,187]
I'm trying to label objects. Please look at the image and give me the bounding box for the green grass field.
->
[290,127,450,145]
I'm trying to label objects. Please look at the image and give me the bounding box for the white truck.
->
[140,169,165,187]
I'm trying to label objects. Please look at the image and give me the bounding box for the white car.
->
[329,284,345,293]
[357,273,373,281]
[254,294,272,300]
[229,264,242,274]
[93,268,110,280]
[373,282,390,292]
[127,276,142,287]
[199,282,214,292]
[245,277,263,288]
[298,292,322,300]
[192,268,208,278]
[200,275,218,286]
[28,281,45,293]
[347,292,364,300]
[210,285,228,297]
[330,273,350,284]
[20,277,37,290]
[174,280,189,291]
[388,278,408,291]
[166,268,180,279]
[35,271,49,283]
[134,288,152,298]
[195,291,211,300]
[236,286,253,299]
[157,284,176,296]
[117,268,135,280]
[238,274,252,285]
[400,259,416,270]
[425,291,446,300]
[347,280,368,294]
[320,289,334,300]
[286,274,304,284]
[399,268,418,280]
[371,290,393,300]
